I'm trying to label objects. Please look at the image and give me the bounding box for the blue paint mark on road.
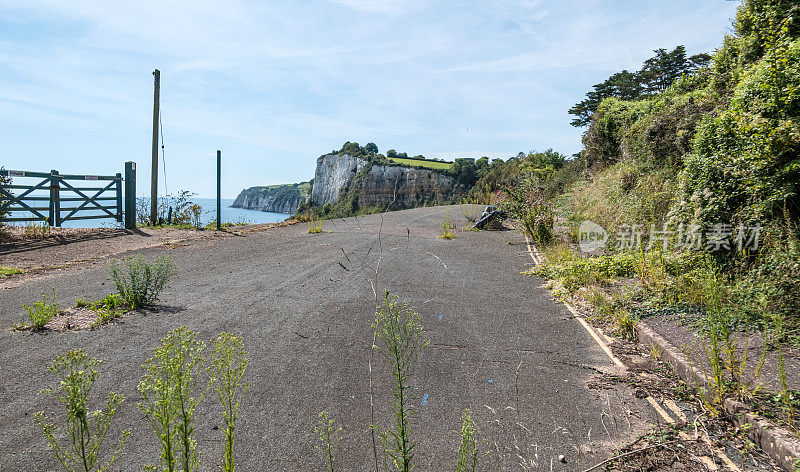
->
[421,393,429,406]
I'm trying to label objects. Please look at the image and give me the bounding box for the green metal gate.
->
[0,163,136,229]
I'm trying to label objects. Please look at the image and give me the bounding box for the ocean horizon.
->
[8,197,291,229]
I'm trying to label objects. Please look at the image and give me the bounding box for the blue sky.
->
[1,0,740,198]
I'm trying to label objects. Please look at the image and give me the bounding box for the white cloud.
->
[327,0,423,14]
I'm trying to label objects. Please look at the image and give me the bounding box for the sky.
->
[0,0,741,198]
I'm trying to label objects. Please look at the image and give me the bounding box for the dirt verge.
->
[0,220,297,286]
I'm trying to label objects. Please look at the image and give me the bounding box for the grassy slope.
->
[388,157,453,170]
[259,182,311,191]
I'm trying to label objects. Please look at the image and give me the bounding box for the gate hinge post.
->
[49,170,60,227]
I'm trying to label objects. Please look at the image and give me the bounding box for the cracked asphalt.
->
[0,205,653,471]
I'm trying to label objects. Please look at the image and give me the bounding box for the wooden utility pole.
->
[150,69,160,225]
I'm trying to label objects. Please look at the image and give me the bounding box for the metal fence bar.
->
[57,174,121,181]
[60,205,118,211]
[60,196,117,201]
[60,186,115,191]
[59,214,119,222]
[3,184,51,190]
[12,196,50,201]
[4,205,50,211]
[0,170,51,179]
[3,217,50,222]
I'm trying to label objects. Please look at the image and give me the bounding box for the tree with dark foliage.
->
[569,45,711,127]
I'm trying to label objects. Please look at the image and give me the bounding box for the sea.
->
[10,197,290,229]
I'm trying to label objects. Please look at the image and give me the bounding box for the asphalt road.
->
[0,206,652,471]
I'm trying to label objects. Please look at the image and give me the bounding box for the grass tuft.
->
[308,216,323,234]
[21,288,59,330]
[441,209,456,240]
[0,266,22,278]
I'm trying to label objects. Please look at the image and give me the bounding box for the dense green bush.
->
[673,38,800,228]
[109,256,176,309]
[0,169,10,223]
[531,248,638,292]
[577,0,799,234]
[730,226,800,337]
[468,150,567,203]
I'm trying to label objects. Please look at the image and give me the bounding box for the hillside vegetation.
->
[474,0,799,344]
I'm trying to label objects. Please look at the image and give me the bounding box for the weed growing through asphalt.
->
[613,308,638,340]
[24,221,50,239]
[521,200,554,245]
[35,349,130,472]
[315,411,342,472]
[314,293,487,472]
[460,203,482,223]
[777,348,795,429]
[110,256,176,310]
[22,288,59,330]
[0,266,22,278]
[441,209,456,240]
[208,333,250,472]
[694,307,766,415]
[138,327,206,472]
[308,216,323,234]
[649,342,663,361]
[454,409,485,472]
[583,286,638,340]
[372,291,430,471]
[88,294,127,325]
[76,294,129,326]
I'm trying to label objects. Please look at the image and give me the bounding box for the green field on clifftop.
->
[388,157,453,170]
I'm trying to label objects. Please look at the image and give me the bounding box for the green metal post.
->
[124,162,136,229]
[48,170,56,226]
[216,150,221,230]
[50,170,60,227]
[115,172,123,223]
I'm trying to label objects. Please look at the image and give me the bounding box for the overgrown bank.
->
[469,0,800,437]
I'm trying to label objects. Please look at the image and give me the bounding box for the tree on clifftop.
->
[569,45,711,127]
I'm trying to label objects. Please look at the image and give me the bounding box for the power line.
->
[159,105,167,196]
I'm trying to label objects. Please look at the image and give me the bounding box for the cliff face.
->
[311,153,368,206]
[311,152,463,210]
[357,163,462,208]
[232,182,310,213]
